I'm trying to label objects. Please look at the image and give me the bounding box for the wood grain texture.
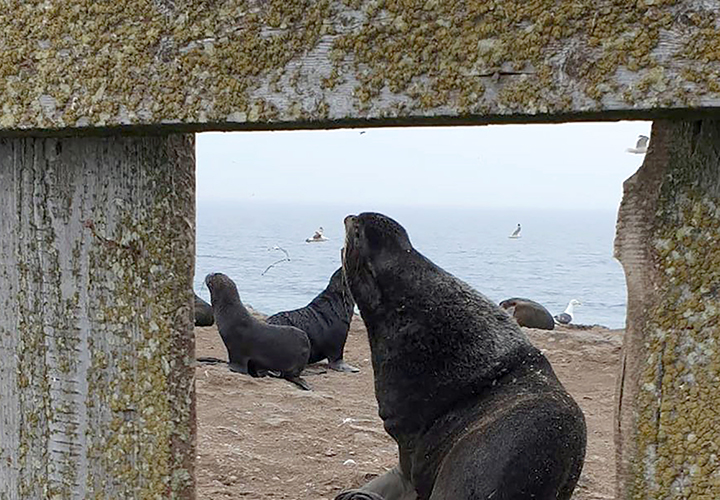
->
[1,0,720,133]
[615,120,720,499]
[0,135,196,499]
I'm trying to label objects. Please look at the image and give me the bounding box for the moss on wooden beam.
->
[1,0,720,132]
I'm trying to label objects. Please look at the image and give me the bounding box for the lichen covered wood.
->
[615,120,720,499]
[0,135,196,499]
[1,0,720,132]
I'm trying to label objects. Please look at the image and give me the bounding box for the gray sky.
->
[197,121,651,210]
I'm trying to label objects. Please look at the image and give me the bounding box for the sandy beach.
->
[195,314,623,500]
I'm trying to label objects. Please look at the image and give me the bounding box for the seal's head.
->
[498,298,519,316]
[342,212,413,312]
[204,272,240,307]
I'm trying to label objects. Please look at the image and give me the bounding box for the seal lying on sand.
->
[204,273,311,390]
[194,293,215,327]
[499,297,555,330]
[267,267,358,373]
[336,212,586,500]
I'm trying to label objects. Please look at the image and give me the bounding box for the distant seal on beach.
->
[194,293,214,327]
[204,273,311,390]
[267,267,359,373]
[499,297,555,330]
[336,212,586,500]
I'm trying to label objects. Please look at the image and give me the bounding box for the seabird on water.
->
[509,223,522,238]
[626,135,649,154]
[554,299,582,325]
[306,226,329,243]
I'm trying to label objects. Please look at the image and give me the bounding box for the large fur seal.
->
[499,297,555,330]
[194,293,215,327]
[336,213,586,500]
[204,272,311,390]
[266,267,358,373]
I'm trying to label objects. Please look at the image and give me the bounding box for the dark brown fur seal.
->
[194,293,214,327]
[335,212,586,500]
[499,297,555,330]
[266,268,358,373]
[204,272,311,390]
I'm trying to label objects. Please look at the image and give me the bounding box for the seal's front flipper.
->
[335,492,385,500]
[227,361,249,374]
[286,375,311,391]
[302,366,328,376]
[335,466,416,500]
[196,356,227,365]
[329,359,360,373]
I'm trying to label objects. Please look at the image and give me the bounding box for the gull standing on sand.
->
[626,135,649,154]
[555,299,582,325]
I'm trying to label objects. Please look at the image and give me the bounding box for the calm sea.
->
[195,201,627,329]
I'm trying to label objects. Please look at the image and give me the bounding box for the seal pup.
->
[336,212,586,500]
[267,267,359,373]
[194,293,214,327]
[499,297,555,330]
[555,299,582,325]
[204,272,311,390]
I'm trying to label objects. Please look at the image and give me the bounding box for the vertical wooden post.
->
[0,135,196,499]
[615,120,720,499]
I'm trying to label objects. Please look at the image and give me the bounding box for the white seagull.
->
[554,299,582,325]
[626,135,649,154]
[306,226,329,243]
[509,223,522,239]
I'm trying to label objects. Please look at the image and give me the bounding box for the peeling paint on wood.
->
[1,1,720,133]
[615,120,720,500]
[0,135,196,499]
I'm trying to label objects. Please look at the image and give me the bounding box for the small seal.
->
[267,267,359,373]
[336,212,586,500]
[499,297,555,330]
[204,272,311,390]
[194,293,214,327]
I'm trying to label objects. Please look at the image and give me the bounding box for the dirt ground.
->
[195,314,623,500]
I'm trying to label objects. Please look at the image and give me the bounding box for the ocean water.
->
[195,201,628,329]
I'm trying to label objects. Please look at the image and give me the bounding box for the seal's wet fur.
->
[336,212,586,500]
[205,273,311,390]
[267,267,358,372]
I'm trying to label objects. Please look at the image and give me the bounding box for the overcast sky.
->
[196,121,651,211]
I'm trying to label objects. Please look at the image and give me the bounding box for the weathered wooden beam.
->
[0,135,196,499]
[615,120,720,499]
[1,1,720,133]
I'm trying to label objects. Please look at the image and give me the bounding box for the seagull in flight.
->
[626,135,649,154]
